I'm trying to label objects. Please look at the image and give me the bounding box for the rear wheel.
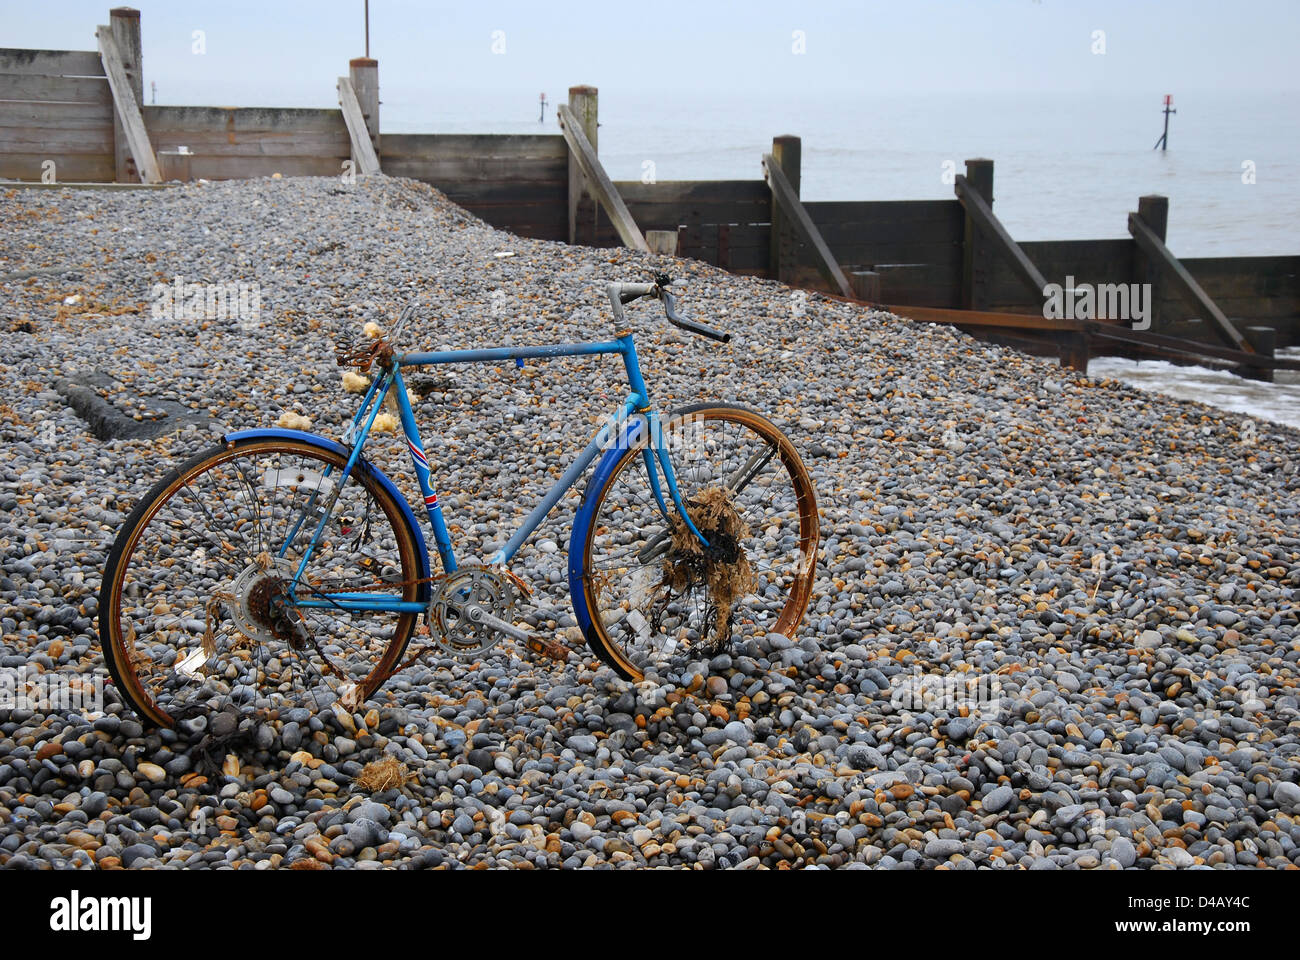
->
[99,439,422,728]
[577,404,819,681]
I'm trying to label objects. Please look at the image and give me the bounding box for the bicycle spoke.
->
[103,440,419,725]
[582,409,817,678]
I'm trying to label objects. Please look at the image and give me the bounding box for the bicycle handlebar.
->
[605,280,731,344]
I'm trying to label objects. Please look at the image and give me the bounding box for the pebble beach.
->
[1,175,1298,870]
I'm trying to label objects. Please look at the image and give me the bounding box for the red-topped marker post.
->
[1154,94,1176,151]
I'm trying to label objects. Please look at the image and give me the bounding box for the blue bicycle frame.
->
[288,331,705,616]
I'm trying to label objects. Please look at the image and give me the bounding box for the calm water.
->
[383,90,1300,426]
[384,89,1300,257]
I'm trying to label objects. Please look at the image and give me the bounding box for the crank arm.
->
[452,600,571,661]
[456,600,530,643]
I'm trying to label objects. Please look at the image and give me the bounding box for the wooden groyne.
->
[3,7,1297,378]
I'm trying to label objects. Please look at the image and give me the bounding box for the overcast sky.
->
[7,0,1300,108]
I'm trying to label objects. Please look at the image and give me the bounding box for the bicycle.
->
[99,276,820,728]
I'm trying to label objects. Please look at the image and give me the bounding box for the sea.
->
[382,89,1300,427]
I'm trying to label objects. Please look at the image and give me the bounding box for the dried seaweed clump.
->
[353,755,413,792]
[661,487,758,649]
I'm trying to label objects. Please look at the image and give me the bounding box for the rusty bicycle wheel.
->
[99,438,422,728]
[576,404,819,681]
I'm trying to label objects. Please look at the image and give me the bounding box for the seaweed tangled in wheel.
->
[655,487,758,654]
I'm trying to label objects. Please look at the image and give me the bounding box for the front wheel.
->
[575,404,819,681]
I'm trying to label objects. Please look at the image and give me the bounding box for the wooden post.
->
[850,270,881,302]
[1127,205,1252,353]
[646,230,678,256]
[349,58,379,154]
[109,7,143,183]
[557,104,647,252]
[338,76,381,175]
[955,172,1046,301]
[961,158,994,310]
[97,22,160,184]
[1058,330,1091,372]
[768,135,801,284]
[1241,326,1275,383]
[1133,195,1168,331]
[762,152,853,298]
[567,85,598,245]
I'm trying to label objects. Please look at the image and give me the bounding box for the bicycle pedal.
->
[523,632,571,662]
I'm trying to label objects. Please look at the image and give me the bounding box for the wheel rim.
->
[102,441,420,727]
[583,407,818,680]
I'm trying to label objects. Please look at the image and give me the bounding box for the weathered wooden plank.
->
[380,155,566,183]
[804,198,963,225]
[1128,211,1251,352]
[0,99,113,125]
[615,179,770,205]
[627,206,761,229]
[0,177,168,190]
[1162,295,1300,321]
[557,103,647,252]
[812,219,964,251]
[1019,238,1136,265]
[0,48,105,77]
[621,198,771,226]
[380,133,568,161]
[799,250,960,302]
[1179,255,1300,299]
[955,173,1047,299]
[337,76,380,175]
[883,303,1088,332]
[0,73,110,103]
[811,210,967,244]
[762,152,852,297]
[811,262,960,307]
[146,124,348,145]
[803,240,962,268]
[988,239,1135,309]
[0,127,115,152]
[142,105,348,135]
[176,156,358,180]
[96,25,159,184]
[430,180,567,205]
[0,152,115,181]
[1089,323,1298,371]
[148,134,351,159]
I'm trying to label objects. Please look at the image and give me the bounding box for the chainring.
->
[429,566,518,658]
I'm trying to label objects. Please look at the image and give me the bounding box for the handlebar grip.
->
[661,290,731,343]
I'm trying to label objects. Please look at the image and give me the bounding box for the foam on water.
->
[1089,348,1300,430]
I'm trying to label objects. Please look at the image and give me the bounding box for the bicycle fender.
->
[225,428,433,602]
[566,416,649,643]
